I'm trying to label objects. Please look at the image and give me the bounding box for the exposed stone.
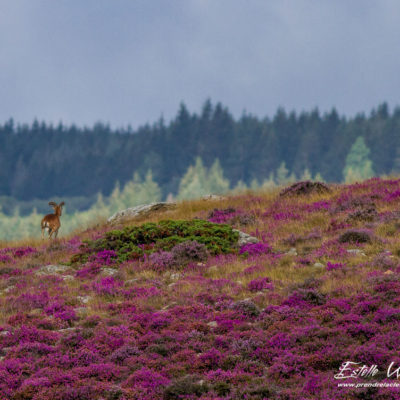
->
[35,264,71,275]
[58,327,76,333]
[201,194,226,201]
[101,267,118,276]
[207,321,218,328]
[347,249,366,256]
[77,295,91,304]
[384,270,394,275]
[125,278,139,285]
[234,229,260,246]
[170,273,181,281]
[285,247,298,256]
[161,302,178,311]
[108,202,176,224]
[313,262,325,268]
[62,275,75,281]
[3,285,15,293]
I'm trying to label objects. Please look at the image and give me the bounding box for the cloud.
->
[0,0,399,127]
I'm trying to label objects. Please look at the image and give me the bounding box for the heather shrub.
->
[231,299,260,317]
[338,229,372,244]
[283,231,322,246]
[347,206,378,222]
[207,208,237,223]
[163,375,209,399]
[213,380,231,396]
[372,253,397,270]
[326,262,344,271]
[239,242,271,257]
[208,208,255,226]
[171,241,209,266]
[296,288,327,305]
[92,276,123,296]
[279,181,330,197]
[148,251,176,270]
[248,277,273,292]
[123,367,170,392]
[333,194,376,213]
[230,213,256,226]
[75,262,102,278]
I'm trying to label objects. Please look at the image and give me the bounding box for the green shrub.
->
[72,220,239,265]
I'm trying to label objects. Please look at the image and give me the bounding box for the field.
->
[1,178,400,399]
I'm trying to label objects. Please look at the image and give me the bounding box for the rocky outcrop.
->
[107,202,176,225]
[233,229,260,246]
[35,264,71,275]
[201,194,226,201]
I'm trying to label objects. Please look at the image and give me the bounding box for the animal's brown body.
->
[41,202,65,239]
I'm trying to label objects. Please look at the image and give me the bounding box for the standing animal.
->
[41,201,65,239]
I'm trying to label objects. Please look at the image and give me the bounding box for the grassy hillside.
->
[1,178,400,399]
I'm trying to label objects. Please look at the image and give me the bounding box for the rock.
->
[234,229,260,246]
[101,267,118,276]
[161,302,177,311]
[170,273,181,281]
[0,331,10,336]
[384,270,394,275]
[3,285,15,293]
[77,295,91,304]
[347,249,366,256]
[201,194,226,201]
[108,202,176,224]
[285,247,298,256]
[35,264,70,275]
[207,321,218,328]
[125,278,139,285]
[58,327,76,333]
[62,275,75,281]
[313,262,325,268]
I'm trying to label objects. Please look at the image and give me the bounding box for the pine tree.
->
[276,162,290,185]
[232,180,248,193]
[207,159,230,194]
[343,136,375,183]
[177,158,208,200]
[300,168,312,181]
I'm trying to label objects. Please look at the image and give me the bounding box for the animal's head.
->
[49,201,65,216]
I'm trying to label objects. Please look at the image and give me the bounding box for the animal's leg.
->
[54,229,59,239]
[41,227,45,240]
[49,228,53,240]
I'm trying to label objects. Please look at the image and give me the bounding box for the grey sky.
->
[0,0,399,128]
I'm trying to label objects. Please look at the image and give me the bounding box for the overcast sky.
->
[0,0,399,128]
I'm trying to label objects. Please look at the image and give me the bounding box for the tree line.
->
[0,100,398,206]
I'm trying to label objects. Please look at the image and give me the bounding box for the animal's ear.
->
[59,202,65,207]
[49,201,57,208]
